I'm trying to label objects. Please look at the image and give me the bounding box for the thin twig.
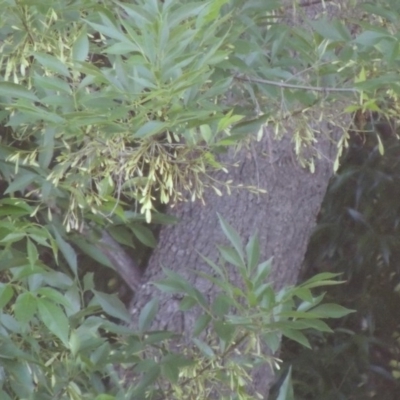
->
[234,74,357,93]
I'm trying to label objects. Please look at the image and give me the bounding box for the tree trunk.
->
[131,120,344,397]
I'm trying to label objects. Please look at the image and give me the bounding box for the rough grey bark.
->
[130,121,344,397]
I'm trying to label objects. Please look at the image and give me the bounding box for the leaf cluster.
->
[146,216,352,399]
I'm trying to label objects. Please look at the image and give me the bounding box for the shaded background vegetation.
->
[274,115,400,399]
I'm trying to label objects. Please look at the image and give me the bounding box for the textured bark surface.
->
[128,2,358,397]
[130,121,344,397]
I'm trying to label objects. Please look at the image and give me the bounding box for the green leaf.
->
[296,293,325,312]
[211,293,231,317]
[73,239,114,269]
[300,272,342,288]
[104,41,140,54]
[377,133,385,155]
[0,82,39,101]
[281,328,311,349]
[253,258,273,287]
[277,367,295,400]
[88,14,136,43]
[310,303,355,318]
[230,114,269,135]
[0,284,14,309]
[138,298,159,332]
[192,314,212,337]
[5,360,34,396]
[36,287,73,310]
[293,287,314,303]
[302,319,332,333]
[217,214,244,263]
[35,53,71,77]
[0,390,12,400]
[37,298,70,346]
[199,254,226,279]
[263,331,281,353]
[52,226,77,276]
[201,0,230,23]
[131,224,157,248]
[0,232,25,244]
[213,320,235,344]
[179,296,197,311]
[218,245,245,269]
[134,121,168,138]
[107,225,135,248]
[14,292,37,324]
[246,233,260,272]
[4,172,38,195]
[26,238,38,266]
[154,279,185,294]
[143,330,176,345]
[131,363,161,398]
[34,74,72,94]
[0,200,32,217]
[192,338,215,357]
[93,291,131,323]
[161,359,179,384]
[72,29,90,62]
[83,273,95,291]
[95,395,116,400]
[157,269,207,306]
[310,19,350,42]
[354,30,389,46]
[38,127,55,169]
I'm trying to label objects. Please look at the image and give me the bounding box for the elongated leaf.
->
[86,20,135,44]
[95,395,116,400]
[93,291,131,323]
[72,29,90,62]
[277,367,295,400]
[52,226,77,276]
[0,390,12,400]
[300,272,341,285]
[310,303,355,318]
[4,172,38,195]
[134,121,167,138]
[130,224,157,247]
[36,287,73,310]
[192,338,215,357]
[34,75,72,94]
[253,258,273,287]
[14,293,37,324]
[217,214,244,263]
[138,298,159,332]
[218,245,245,269]
[131,364,161,398]
[35,53,70,77]
[37,298,69,346]
[246,233,260,272]
[281,328,311,349]
[0,284,14,309]
[0,82,39,101]
[212,293,231,317]
[193,314,212,337]
[179,296,197,311]
[26,238,38,266]
[213,320,235,344]
[161,355,180,384]
[0,200,32,217]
